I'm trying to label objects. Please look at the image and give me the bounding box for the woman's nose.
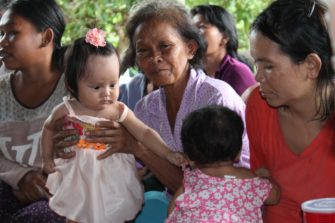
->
[255,70,264,83]
[150,51,163,63]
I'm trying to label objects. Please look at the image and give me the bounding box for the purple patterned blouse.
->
[134,68,249,168]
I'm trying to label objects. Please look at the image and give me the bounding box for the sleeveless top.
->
[46,97,143,223]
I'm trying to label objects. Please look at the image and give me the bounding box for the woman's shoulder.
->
[134,89,161,111]
[0,73,11,91]
[193,69,237,95]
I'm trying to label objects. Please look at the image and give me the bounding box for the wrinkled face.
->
[250,30,311,107]
[192,14,224,56]
[0,10,45,70]
[77,54,120,111]
[134,19,196,87]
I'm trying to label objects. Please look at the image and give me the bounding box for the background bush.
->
[57,0,272,54]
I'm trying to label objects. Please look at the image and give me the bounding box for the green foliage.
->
[57,0,140,51]
[57,0,272,52]
[186,0,272,50]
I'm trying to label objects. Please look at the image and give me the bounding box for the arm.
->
[88,120,183,193]
[167,185,183,215]
[0,155,50,204]
[254,168,280,205]
[41,117,56,174]
[0,155,34,189]
[120,104,184,166]
[134,142,183,193]
[41,104,69,173]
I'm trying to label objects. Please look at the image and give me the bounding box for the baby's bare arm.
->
[119,103,175,162]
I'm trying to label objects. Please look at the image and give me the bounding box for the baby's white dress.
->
[46,97,144,223]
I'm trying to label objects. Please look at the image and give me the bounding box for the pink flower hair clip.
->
[85,28,106,47]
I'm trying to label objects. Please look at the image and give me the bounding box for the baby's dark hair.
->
[65,37,119,100]
[181,105,244,165]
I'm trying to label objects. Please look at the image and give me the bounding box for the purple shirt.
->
[215,54,256,96]
[134,68,249,168]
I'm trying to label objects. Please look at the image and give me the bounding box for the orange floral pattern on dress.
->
[64,116,108,151]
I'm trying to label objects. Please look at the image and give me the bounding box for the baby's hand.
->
[166,151,185,167]
[43,160,56,174]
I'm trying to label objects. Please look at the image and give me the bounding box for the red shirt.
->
[246,87,335,223]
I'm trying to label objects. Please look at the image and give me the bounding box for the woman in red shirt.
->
[246,0,335,222]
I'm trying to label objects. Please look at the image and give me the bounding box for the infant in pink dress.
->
[166,106,280,223]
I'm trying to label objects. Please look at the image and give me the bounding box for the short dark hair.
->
[251,0,335,121]
[65,37,119,100]
[121,0,206,74]
[181,105,244,165]
[9,0,66,72]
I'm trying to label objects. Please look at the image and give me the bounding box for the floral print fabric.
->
[166,168,272,223]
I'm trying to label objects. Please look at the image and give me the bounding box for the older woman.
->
[246,0,335,222]
[118,0,249,191]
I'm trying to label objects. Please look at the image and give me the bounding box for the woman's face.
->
[193,14,225,56]
[0,10,45,70]
[134,19,196,87]
[250,30,313,107]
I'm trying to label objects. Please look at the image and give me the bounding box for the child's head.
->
[181,105,244,165]
[65,28,120,110]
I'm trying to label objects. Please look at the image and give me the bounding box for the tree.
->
[57,0,272,52]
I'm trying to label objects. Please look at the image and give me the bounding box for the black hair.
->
[251,0,335,121]
[191,5,239,59]
[181,105,244,165]
[9,0,66,72]
[65,36,119,100]
[191,4,254,71]
[121,0,206,74]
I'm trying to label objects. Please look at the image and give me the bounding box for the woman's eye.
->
[264,66,273,72]
[136,48,148,54]
[93,86,100,90]
[161,44,171,49]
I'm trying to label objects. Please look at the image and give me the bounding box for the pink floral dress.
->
[166,168,272,223]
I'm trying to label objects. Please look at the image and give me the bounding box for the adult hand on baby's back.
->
[53,116,79,159]
[254,168,271,178]
[17,171,49,204]
[86,120,138,160]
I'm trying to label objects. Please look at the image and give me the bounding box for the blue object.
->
[135,191,169,223]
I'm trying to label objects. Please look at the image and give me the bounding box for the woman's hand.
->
[85,120,138,160]
[254,168,271,178]
[16,171,49,204]
[53,116,79,159]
